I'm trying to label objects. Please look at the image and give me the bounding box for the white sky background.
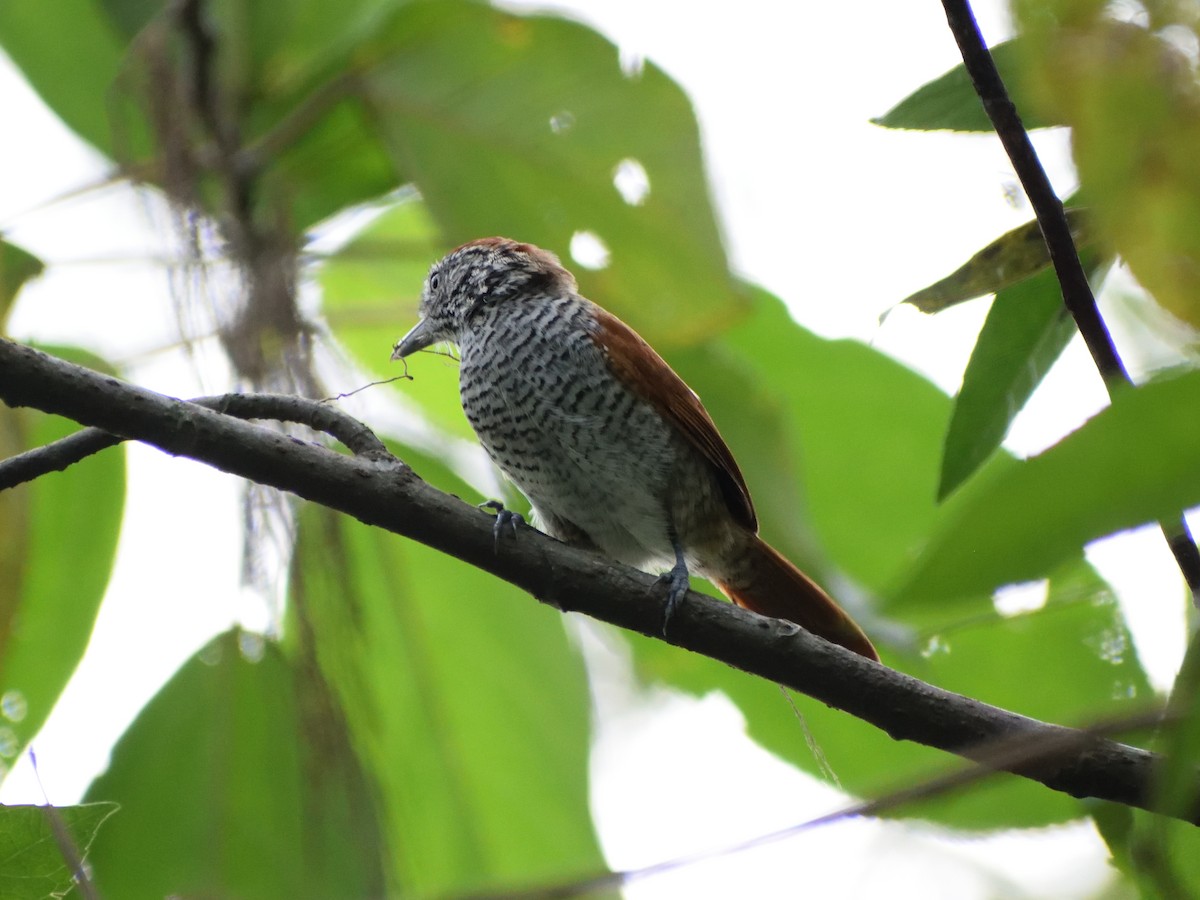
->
[0,0,1192,897]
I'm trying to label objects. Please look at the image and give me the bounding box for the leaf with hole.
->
[358,1,742,346]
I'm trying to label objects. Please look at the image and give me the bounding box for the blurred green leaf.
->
[900,210,1094,314]
[0,239,44,325]
[631,557,1147,829]
[290,506,601,895]
[0,802,118,900]
[360,0,742,345]
[1017,14,1200,328]
[319,197,438,338]
[712,290,953,594]
[84,628,386,898]
[0,0,155,160]
[1149,631,1200,824]
[1094,805,1200,898]
[895,368,1200,604]
[1090,800,1135,870]
[159,0,406,229]
[2,0,737,316]
[873,38,1057,132]
[0,347,124,782]
[0,0,398,228]
[937,250,1109,500]
[265,97,402,231]
[901,559,1152,784]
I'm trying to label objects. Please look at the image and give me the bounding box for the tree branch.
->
[0,338,1193,821]
[940,0,1200,601]
[0,392,390,490]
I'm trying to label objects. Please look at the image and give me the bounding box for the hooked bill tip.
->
[392,317,435,360]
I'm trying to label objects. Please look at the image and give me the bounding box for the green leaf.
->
[186,0,409,227]
[1148,631,1200,824]
[873,37,1057,132]
[360,0,742,346]
[0,802,118,900]
[319,198,440,341]
[894,368,1200,604]
[231,0,415,228]
[0,0,155,161]
[4,0,736,307]
[0,0,399,228]
[1090,800,1135,870]
[631,557,1148,829]
[1015,14,1200,329]
[289,507,602,895]
[1094,806,1200,897]
[165,0,408,229]
[83,628,387,898]
[937,251,1109,499]
[900,210,1095,314]
[0,347,124,781]
[0,239,44,325]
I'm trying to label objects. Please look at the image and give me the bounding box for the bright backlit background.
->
[0,0,1189,896]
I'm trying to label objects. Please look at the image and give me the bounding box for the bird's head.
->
[391,237,577,360]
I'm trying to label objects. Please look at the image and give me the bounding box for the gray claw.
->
[481,500,524,552]
[658,560,690,636]
[659,535,690,636]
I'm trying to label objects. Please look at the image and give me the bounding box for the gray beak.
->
[391,317,438,361]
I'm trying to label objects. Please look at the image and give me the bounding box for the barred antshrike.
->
[393,237,877,660]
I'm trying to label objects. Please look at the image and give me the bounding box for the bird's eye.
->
[429,272,441,292]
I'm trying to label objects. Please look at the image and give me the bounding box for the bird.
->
[392,237,878,661]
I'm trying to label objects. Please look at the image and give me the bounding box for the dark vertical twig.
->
[940,0,1200,602]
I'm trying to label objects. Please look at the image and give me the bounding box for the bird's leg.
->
[657,531,691,635]
[480,499,524,552]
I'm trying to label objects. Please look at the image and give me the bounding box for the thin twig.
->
[30,749,101,900]
[940,0,1200,601]
[0,392,394,490]
[458,703,1170,900]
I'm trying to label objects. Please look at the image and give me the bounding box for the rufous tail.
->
[714,537,878,661]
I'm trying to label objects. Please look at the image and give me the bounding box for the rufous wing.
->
[591,304,877,660]
[591,305,757,532]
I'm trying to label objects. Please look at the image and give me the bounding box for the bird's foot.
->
[480,500,524,552]
[657,539,691,636]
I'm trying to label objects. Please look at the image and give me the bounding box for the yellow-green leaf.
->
[901,210,1094,314]
[0,239,44,326]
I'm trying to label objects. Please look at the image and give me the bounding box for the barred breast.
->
[457,293,679,569]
